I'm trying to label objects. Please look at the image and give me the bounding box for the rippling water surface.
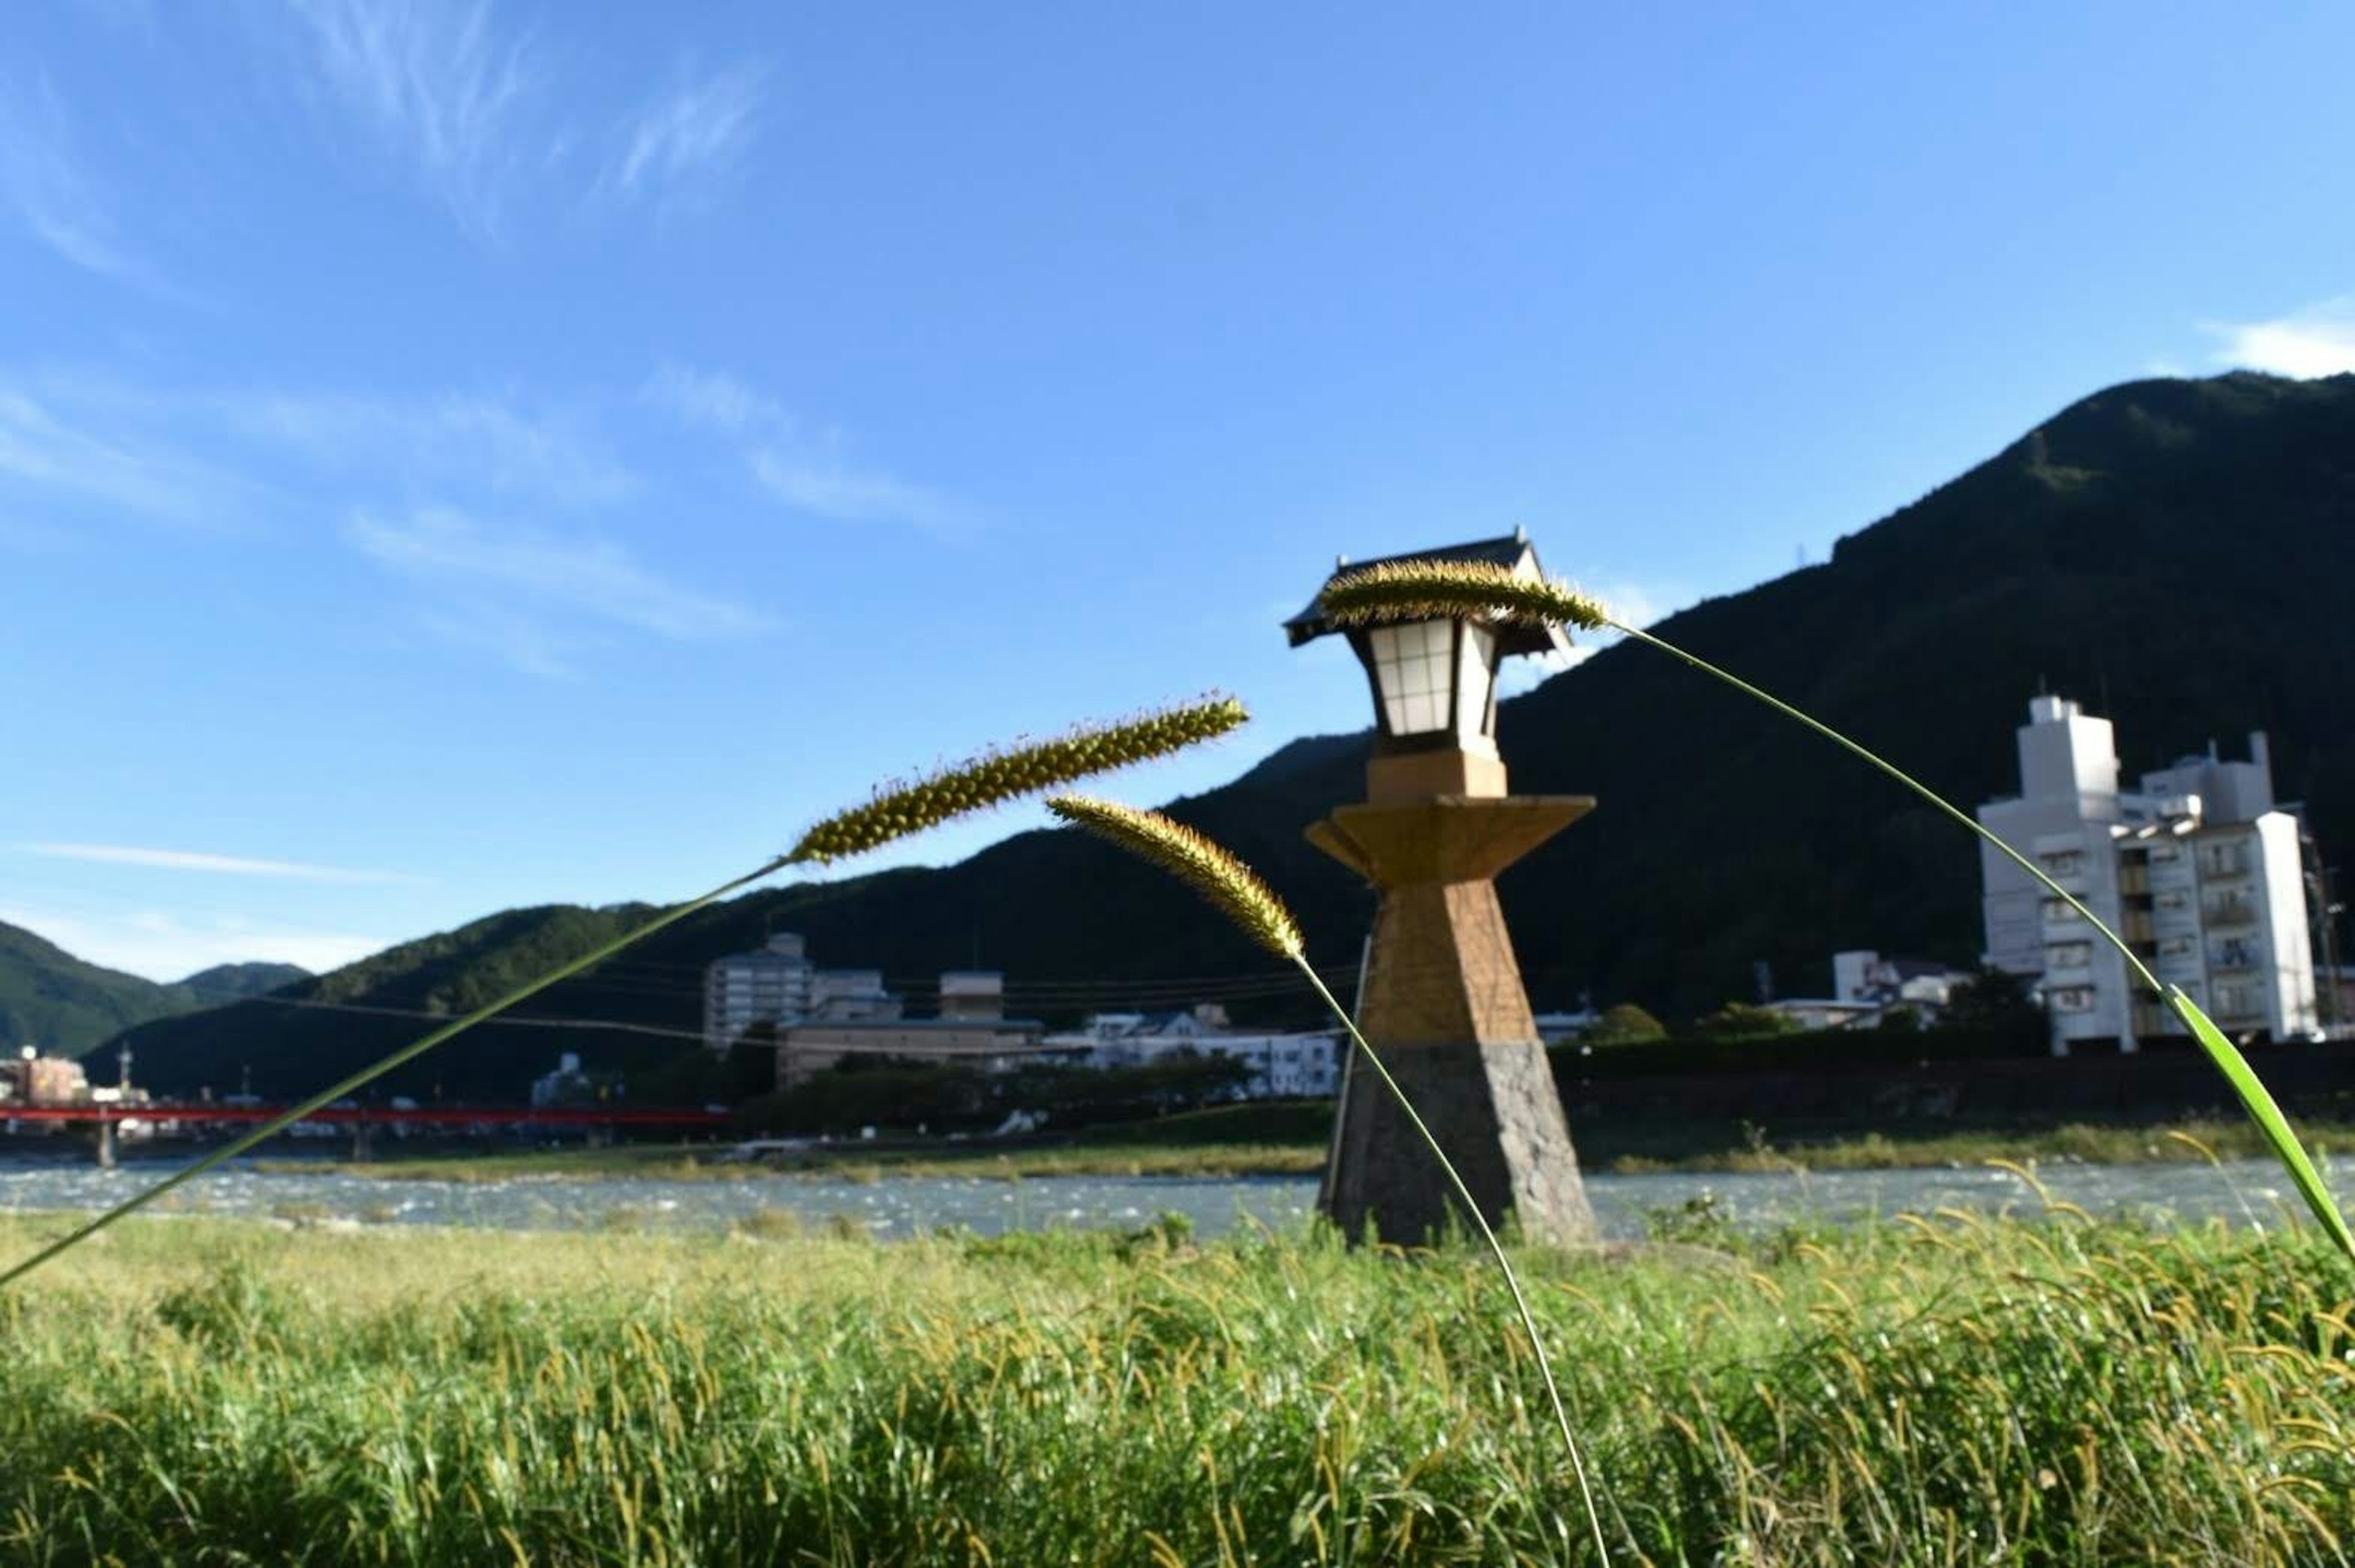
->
[2,1151,2340,1241]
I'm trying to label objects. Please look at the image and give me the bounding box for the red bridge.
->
[1,1103,732,1128]
[4,1103,733,1165]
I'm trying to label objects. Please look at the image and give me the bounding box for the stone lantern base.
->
[1308,794,1598,1247]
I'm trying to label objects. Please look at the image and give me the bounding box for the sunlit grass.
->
[4,1212,2352,1564]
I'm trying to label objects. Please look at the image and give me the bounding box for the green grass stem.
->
[0,857,790,1293]
[1613,621,2355,1262]
[1297,962,1614,1566]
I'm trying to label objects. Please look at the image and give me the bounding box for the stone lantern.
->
[1285,528,1598,1246]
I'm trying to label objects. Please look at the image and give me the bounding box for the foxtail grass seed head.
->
[1046,795,1303,960]
[789,695,1249,865]
[1320,560,1611,633]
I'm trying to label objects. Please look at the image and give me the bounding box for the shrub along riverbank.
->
[4,1210,2352,1563]
[242,1101,2355,1183]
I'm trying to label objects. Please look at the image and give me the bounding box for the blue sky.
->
[3,2,2353,981]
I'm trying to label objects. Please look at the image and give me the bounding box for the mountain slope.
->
[177,963,311,1008]
[0,922,193,1055]
[110,372,2355,1096]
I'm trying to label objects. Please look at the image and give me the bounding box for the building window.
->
[2042,898,2083,925]
[2047,941,2093,968]
[2042,851,2085,877]
[2210,936,2261,971]
[2198,844,2249,878]
[2050,987,2096,1012]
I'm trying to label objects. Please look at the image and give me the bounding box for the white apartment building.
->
[702,935,907,1052]
[1044,1009,1343,1099]
[1978,696,2319,1054]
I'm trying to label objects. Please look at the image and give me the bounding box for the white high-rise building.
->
[703,934,818,1052]
[703,935,912,1051]
[1978,696,2319,1054]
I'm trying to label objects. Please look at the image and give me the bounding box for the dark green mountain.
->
[1,925,317,1057]
[177,962,312,1008]
[1,924,188,1055]
[111,372,2355,1099]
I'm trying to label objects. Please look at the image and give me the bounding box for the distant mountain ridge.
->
[0,924,311,1057]
[107,372,2355,1098]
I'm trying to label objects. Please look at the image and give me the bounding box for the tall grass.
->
[1047,792,1610,1560]
[4,1213,2351,1564]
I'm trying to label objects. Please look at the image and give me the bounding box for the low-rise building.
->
[0,1047,90,1106]
[1758,997,1885,1032]
[1043,1008,1342,1099]
[1826,949,1977,1024]
[530,1051,626,1107]
[776,1015,1050,1090]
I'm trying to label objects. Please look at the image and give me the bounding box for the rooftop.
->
[1282,527,1571,659]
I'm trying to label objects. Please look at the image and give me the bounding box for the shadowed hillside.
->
[0,926,310,1057]
[107,372,2355,1098]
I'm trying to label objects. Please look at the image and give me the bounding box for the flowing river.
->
[0,1152,2337,1241]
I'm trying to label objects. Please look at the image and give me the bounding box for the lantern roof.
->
[1282,527,1574,659]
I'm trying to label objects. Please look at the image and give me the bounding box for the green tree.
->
[1937,965,2045,1049]
[1582,1004,1667,1046]
[1694,1001,1801,1041]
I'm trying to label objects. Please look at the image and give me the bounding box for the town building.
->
[1531,1008,1600,1044]
[776,1014,1049,1090]
[530,1052,625,1107]
[702,933,907,1052]
[1977,695,2321,1054]
[1043,1008,1342,1100]
[1758,997,1885,1032]
[0,1047,91,1106]
[1822,949,1977,1025]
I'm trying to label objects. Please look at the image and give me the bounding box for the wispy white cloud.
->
[279,0,547,235]
[646,364,962,531]
[2203,297,2355,380]
[0,72,162,287]
[0,902,385,983]
[0,370,629,524]
[18,842,417,884]
[605,63,764,207]
[220,388,637,506]
[645,362,770,434]
[345,507,770,673]
[0,381,252,522]
[412,599,582,678]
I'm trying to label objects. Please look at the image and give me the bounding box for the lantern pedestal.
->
[1308,794,1599,1247]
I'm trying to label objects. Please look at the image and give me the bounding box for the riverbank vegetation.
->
[242,1101,2355,1184]
[4,1210,2351,1564]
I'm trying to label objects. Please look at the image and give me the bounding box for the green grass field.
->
[5,1209,2352,1564]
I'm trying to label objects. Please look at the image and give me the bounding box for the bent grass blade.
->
[1046,793,1614,1565]
[2170,986,2355,1258]
[1318,559,2355,1263]
[1,697,1250,1293]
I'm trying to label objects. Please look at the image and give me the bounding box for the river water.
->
[0,1152,2335,1241]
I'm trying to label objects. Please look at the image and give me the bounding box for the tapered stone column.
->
[1309,791,1598,1247]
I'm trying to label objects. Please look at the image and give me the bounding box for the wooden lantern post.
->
[1287,529,1598,1247]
